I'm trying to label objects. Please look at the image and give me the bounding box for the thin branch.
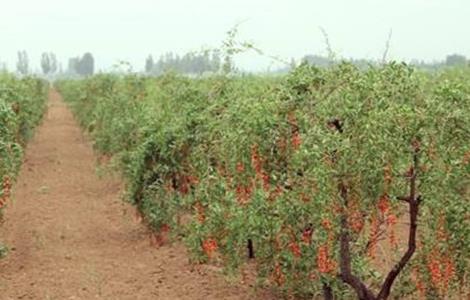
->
[396,195,410,203]
[319,27,335,62]
[323,282,334,300]
[328,121,423,300]
[376,147,421,299]
[327,118,375,299]
[381,29,393,64]
[338,182,377,300]
[363,227,387,255]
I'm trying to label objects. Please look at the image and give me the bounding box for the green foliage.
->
[0,73,48,253]
[57,64,469,299]
[0,244,8,258]
[0,74,47,177]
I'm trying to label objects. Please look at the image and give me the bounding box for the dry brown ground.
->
[0,90,274,300]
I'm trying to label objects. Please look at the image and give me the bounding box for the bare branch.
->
[337,143,422,300]
[338,182,377,300]
[396,195,410,203]
[376,148,421,299]
[381,29,393,64]
[319,27,336,62]
[323,282,334,300]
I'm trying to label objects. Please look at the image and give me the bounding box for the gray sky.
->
[0,0,468,71]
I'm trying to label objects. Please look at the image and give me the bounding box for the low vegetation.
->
[0,73,48,220]
[57,63,469,299]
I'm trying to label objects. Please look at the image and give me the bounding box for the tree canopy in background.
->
[145,55,154,73]
[40,52,58,75]
[16,51,29,75]
[445,54,467,66]
[68,52,95,76]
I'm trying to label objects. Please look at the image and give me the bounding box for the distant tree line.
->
[4,49,470,76]
[145,51,221,75]
[272,55,383,73]
[297,53,469,71]
[12,51,95,77]
[445,54,467,66]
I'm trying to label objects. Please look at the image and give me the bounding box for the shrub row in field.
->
[0,74,48,218]
[58,64,469,299]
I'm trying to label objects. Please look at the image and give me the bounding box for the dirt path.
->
[0,90,268,300]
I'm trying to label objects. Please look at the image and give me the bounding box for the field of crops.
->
[0,74,47,222]
[57,63,469,299]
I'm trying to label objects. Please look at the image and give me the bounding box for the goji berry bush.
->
[0,73,48,220]
[57,63,469,299]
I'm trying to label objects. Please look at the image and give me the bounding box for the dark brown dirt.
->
[0,90,273,300]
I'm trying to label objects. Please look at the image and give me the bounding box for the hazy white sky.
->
[0,0,468,71]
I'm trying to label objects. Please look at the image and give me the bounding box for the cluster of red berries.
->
[202,238,218,258]
[194,202,205,224]
[412,266,426,299]
[347,197,364,234]
[273,263,285,286]
[234,144,274,205]
[235,182,253,205]
[289,241,302,258]
[317,218,336,274]
[426,216,456,295]
[427,251,455,295]
[317,244,336,274]
[463,150,470,165]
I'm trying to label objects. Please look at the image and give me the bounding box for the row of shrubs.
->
[0,74,48,250]
[57,63,469,299]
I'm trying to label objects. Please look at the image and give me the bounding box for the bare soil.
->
[0,90,272,300]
